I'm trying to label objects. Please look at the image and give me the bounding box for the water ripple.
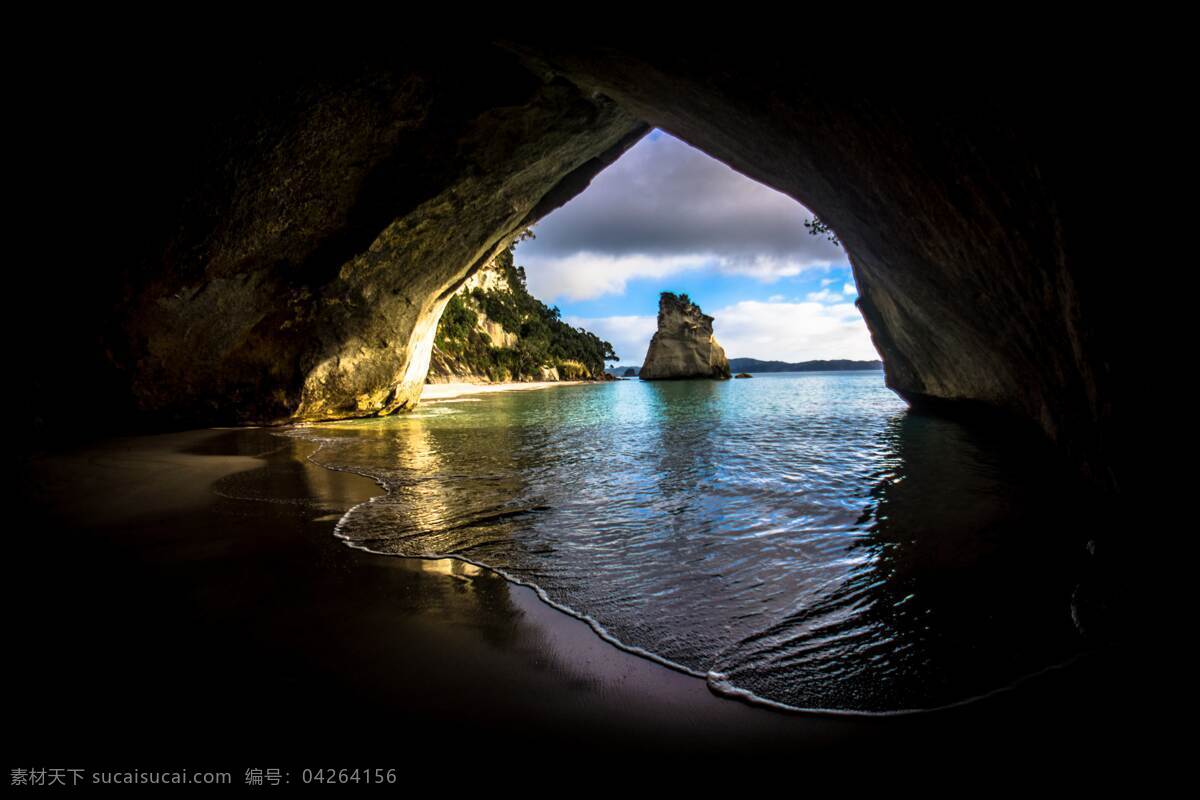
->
[285,373,1093,713]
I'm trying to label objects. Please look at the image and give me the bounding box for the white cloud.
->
[768,294,786,303]
[563,314,659,365]
[805,289,845,303]
[843,283,858,296]
[711,253,823,282]
[525,252,708,302]
[524,251,832,302]
[712,301,878,362]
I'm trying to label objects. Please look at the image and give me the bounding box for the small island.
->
[640,292,732,380]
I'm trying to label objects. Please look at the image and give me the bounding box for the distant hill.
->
[727,358,883,373]
[608,359,881,377]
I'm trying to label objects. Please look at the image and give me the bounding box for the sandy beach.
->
[421,379,591,401]
[15,426,1146,767]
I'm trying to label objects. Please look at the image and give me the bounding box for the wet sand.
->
[13,427,1157,769]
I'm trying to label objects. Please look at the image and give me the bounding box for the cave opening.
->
[427,128,879,387]
[46,47,1118,499]
[398,125,1101,715]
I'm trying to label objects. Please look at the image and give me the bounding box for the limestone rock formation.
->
[640,294,731,381]
[426,257,520,384]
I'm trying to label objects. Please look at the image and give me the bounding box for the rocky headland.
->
[427,243,614,384]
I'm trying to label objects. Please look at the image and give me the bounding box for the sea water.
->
[284,372,1093,713]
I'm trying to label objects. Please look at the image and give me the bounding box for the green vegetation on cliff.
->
[433,244,617,381]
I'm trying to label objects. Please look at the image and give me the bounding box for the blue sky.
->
[513,130,877,366]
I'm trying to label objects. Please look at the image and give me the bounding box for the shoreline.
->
[421,379,592,401]
[21,427,829,759]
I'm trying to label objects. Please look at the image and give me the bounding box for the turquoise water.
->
[287,373,1091,713]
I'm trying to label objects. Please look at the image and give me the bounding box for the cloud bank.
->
[520,131,843,301]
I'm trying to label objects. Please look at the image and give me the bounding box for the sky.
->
[514,129,878,366]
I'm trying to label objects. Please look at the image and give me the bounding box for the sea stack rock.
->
[640,293,732,380]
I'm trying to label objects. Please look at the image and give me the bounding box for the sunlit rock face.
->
[640,293,731,381]
[76,51,645,426]
[426,258,518,385]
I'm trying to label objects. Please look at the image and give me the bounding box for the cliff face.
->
[47,50,646,427]
[428,247,614,383]
[428,258,520,384]
[640,293,731,381]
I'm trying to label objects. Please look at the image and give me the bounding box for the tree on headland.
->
[663,291,696,311]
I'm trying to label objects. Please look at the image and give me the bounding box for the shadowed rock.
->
[48,49,646,427]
